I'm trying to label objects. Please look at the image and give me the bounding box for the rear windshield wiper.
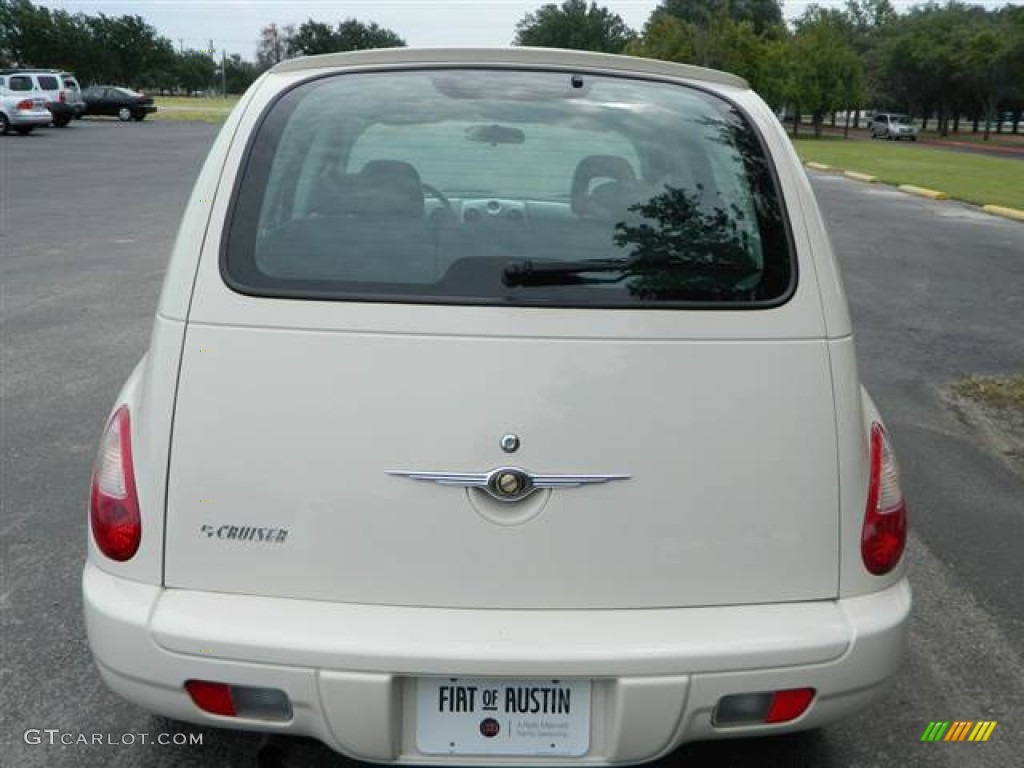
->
[501,258,759,288]
[502,259,629,287]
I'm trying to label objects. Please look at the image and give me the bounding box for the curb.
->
[982,204,1024,222]
[897,184,949,200]
[801,160,1021,222]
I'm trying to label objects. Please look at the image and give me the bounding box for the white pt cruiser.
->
[84,47,911,764]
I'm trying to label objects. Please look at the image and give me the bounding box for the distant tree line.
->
[0,0,405,94]
[3,0,1020,135]
[255,19,405,67]
[515,0,1024,137]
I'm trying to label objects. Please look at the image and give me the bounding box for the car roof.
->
[271,47,749,90]
[0,68,66,75]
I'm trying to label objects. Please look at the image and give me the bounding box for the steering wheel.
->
[421,183,454,216]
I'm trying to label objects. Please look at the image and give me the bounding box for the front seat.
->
[356,159,426,219]
[570,155,637,216]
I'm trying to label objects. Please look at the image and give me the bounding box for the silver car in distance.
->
[84,47,910,764]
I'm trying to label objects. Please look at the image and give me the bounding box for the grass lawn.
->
[951,375,1024,473]
[954,375,1024,408]
[793,139,1024,210]
[152,95,239,122]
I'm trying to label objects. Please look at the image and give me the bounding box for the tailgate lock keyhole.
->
[500,434,520,453]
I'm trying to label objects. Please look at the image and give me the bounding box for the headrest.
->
[356,159,425,218]
[571,155,637,215]
[312,159,425,219]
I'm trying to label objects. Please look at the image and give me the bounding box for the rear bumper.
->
[8,111,51,128]
[84,562,910,765]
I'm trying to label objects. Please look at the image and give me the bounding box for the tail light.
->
[185,680,292,720]
[90,406,141,561]
[185,681,235,716]
[15,99,33,111]
[765,688,816,723]
[862,423,907,575]
[59,90,67,103]
[714,688,816,726]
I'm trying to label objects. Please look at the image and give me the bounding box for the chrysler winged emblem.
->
[386,466,630,503]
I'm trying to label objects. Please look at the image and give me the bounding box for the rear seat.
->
[256,160,437,282]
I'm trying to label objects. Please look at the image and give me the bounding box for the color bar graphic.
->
[921,720,997,742]
[968,722,998,742]
[944,721,972,741]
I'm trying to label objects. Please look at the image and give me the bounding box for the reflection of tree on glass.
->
[698,112,787,243]
[613,185,760,300]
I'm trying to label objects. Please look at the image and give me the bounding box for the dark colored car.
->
[82,86,157,121]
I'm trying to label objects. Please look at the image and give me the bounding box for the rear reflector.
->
[765,688,816,723]
[185,680,292,721]
[862,423,907,575]
[185,680,235,717]
[714,688,815,726]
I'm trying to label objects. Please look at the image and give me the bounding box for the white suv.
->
[0,73,52,135]
[0,68,75,126]
[84,48,910,764]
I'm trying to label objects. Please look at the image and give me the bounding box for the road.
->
[2,121,1022,767]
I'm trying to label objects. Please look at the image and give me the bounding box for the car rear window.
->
[37,76,59,90]
[224,69,793,308]
[9,76,33,92]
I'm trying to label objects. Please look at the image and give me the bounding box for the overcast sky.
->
[39,1,1020,58]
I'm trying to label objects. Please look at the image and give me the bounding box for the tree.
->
[786,10,864,137]
[627,8,782,105]
[0,0,54,67]
[1001,6,1024,133]
[625,12,699,62]
[874,4,975,135]
[257,22,292,68]
[844,0,896,32]
[657,0,783,37]
[288,19,342,57]
[960,11,1014,139]
[258,17,404,63]
[176,49,216,94]
[513,0,635,52]
[334,19,406,50]
[223,53,260,94]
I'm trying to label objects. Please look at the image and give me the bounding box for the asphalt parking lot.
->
[2,120,1023,767]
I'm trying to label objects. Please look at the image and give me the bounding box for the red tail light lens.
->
[185,680,236,716]
[765,688,816,723]
[862,423,907,575]
[89,406,141,561]
[184,680,292,720]
[15,99,33,110]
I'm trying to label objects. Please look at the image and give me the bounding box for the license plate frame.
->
[415,677,591,757]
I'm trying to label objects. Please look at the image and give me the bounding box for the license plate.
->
[416,677,591,756]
